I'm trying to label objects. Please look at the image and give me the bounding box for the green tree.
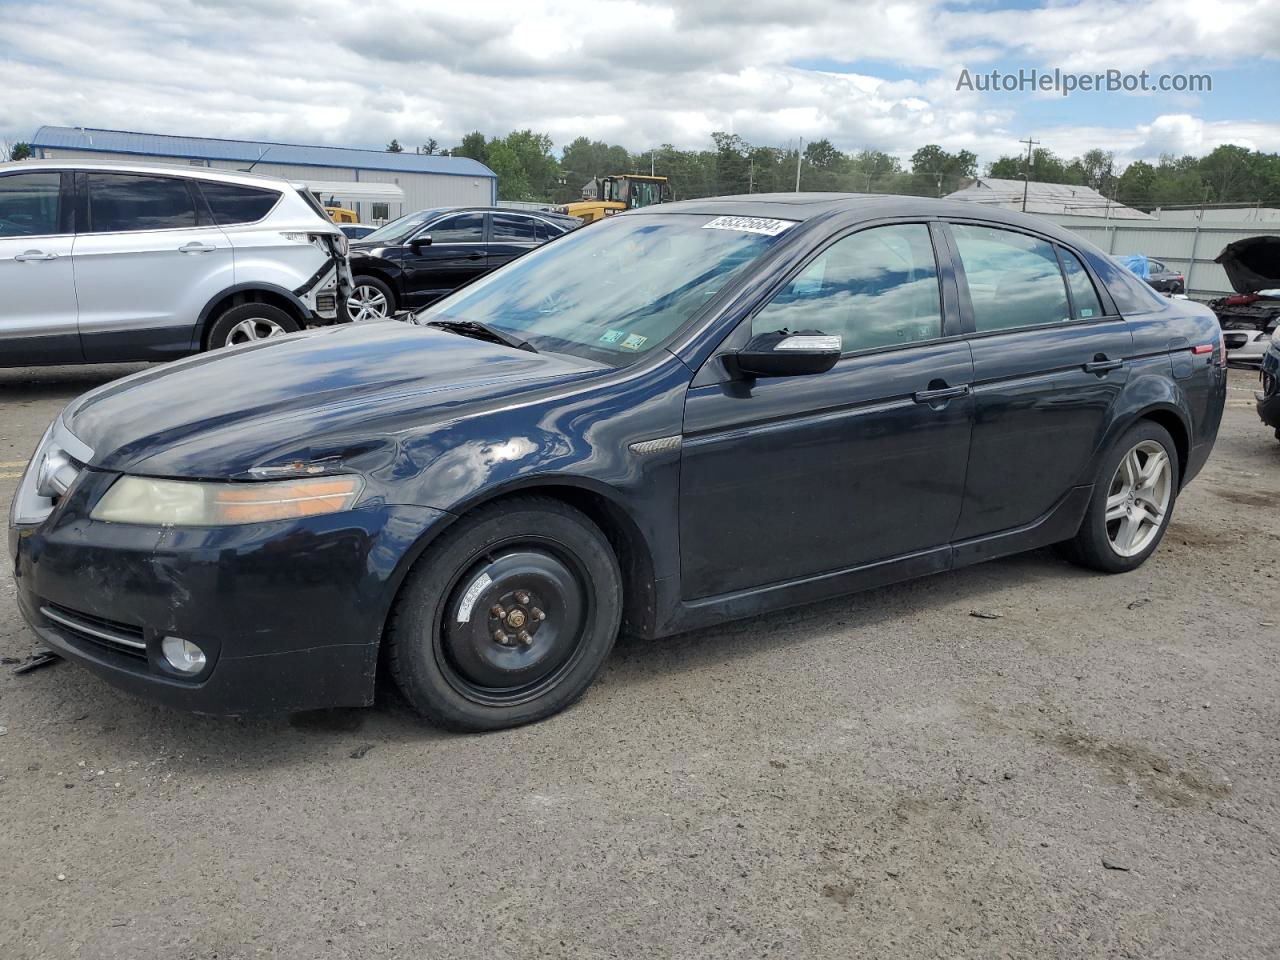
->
[420,138,438,156]
[9,142,32,161]
[452,131,489,165]
[385,139,403,153]
[911,145,976,196]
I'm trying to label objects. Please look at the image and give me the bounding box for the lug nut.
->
[531,607,546,621]
[517,630,532,646]
[494,629,509,645]
[515,591,530,605]
[490,604,506,619]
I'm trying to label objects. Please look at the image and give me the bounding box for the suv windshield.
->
[415,213,793,364]
[359,208,449,245]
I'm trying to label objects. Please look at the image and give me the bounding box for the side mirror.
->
[731,330,842,378]
[409,234,432,250]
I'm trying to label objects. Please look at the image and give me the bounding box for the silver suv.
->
[0,159,352,365]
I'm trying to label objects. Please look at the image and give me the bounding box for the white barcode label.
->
[701,215,796,236]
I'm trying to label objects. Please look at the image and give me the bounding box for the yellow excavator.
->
[566,174,671,224]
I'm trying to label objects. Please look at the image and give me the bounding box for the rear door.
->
[943,221,1132,540]
[0,169,80,364]
[73,172,234,361]
[487,212,540,270]
[400,211,487,307]
[680,221,974,598]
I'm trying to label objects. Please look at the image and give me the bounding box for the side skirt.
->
[650,484,1093,639]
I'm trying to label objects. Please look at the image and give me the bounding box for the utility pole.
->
[795,137,803,192]
[748,156,754,194]
[1019,136,1039,212]
[650,150,655,177]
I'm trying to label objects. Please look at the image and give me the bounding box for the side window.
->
[1058,248,1105,319]
[951,224,1069,332]
[535,220,565,242]
[0,172,62,237]
[87,173,197,233]
[752,223,942,352]
[197,181,279,225]
[426,213,483,243]
[492,213,536,243]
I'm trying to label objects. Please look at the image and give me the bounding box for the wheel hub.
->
[441,549,585,695]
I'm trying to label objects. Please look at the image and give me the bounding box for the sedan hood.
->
[64,322,602,478]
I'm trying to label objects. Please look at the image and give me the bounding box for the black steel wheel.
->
[387,497,622,731]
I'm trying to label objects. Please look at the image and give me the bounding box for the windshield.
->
[415,213,793,364]
[359,208,448,245]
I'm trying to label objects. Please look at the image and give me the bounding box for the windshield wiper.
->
[424,319,538,353]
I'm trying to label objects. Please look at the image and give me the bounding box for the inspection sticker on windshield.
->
[599,329,627,344]
[620,334,648,351]
[702,215,795,236]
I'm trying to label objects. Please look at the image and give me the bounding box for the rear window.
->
[1093,253,1170,314]
[0,171,61,237]
[198,181,280,225]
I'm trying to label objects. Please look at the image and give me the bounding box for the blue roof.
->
[30,126,496,180]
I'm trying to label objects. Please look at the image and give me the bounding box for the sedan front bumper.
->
[10,479,447,715]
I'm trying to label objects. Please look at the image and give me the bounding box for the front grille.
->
[40,603,147,660]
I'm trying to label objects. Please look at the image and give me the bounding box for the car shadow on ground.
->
[0,363,154,399]
[9,545,1088,777]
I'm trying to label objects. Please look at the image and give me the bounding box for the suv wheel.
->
[386,497,623,731]
[348,277,395,321]
[207,303,299,350]
[1060,421,1179,573]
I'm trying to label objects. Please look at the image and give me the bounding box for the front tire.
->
[347,276,395,322]
[1061,421,1179,573]
[205,302,299,350]
[387,498,623,731]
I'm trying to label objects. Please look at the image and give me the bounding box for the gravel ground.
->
[0,363,1277,960]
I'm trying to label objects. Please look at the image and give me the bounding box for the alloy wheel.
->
[1105,439,1173,558]
[225,317,287,345]
[347,285,390,321]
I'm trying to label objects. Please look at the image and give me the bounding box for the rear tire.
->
[206,303,299,350]
[347,276,395,322]
[387,497,622,732]
[1061,421,1179,574]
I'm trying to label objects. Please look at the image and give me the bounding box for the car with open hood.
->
[9,193,1226,731]
[1210,236,1280,366]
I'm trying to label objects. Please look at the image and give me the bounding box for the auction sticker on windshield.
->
[701,215,796,236]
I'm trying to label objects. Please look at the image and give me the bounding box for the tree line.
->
[387,132,1280,213]
[9,134,1277,212]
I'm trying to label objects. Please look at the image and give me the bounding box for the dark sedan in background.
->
[1117,254,1186,294]
[11,194,1225,732]
[345,206,580,321]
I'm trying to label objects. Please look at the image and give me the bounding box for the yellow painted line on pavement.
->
[0,471,23,479]
[0,460,30,468]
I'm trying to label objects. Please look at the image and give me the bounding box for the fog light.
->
[161,636,206,675]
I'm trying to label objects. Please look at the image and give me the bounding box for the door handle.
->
[913,383,970,405]
[178,241,216,254]
[14,250,57,262]
[466,252,484,260]
[1083,355,1124,374]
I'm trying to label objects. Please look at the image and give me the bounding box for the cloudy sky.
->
[2,0,1278,167]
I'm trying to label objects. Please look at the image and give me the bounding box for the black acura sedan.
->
[10,194,1226,731]
[345,206,580,321]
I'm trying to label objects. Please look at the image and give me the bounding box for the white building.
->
[29,126,497,223]
[946,177,1154,220]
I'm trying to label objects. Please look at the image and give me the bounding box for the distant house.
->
[28,125,498,222]
[945,177,1154,220]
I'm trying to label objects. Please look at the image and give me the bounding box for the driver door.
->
[402,211,488,307]
[679,222,974,599]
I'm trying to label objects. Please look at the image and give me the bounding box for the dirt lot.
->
[0,363,1277,959]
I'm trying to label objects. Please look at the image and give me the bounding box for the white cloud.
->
[1,0,1277,167]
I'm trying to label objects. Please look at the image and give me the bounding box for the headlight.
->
[90,475,363,526]
[11,415,93,526]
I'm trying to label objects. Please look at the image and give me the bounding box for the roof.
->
[304,180,405,202]
[945,177,1153,220]
[635,192,1104,247]
[4,156,323,191]
[30,126,497,180]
